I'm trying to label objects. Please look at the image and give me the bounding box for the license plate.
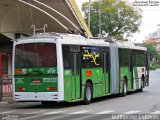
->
[32,80,41,83]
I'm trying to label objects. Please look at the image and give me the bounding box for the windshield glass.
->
[15,43,57,68]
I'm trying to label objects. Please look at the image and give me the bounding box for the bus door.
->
[129,52,134,89]
[102,49,110,94]
[70,46,81,100]
[145,52,149,86]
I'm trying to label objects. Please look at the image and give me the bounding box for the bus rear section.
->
[13,43,59,101]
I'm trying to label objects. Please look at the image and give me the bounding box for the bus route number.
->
[47,69,56,74]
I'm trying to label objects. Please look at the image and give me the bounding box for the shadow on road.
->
[13,90,150,110]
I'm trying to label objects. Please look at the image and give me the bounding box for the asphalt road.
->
[0,69,160,120]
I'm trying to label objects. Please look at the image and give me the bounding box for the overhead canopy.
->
[0,0,93,40]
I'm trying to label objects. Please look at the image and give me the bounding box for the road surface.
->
[0,69,160,120]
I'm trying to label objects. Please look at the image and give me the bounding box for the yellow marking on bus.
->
[83,50,99,65]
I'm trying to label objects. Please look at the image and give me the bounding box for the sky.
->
[75,0,160,43]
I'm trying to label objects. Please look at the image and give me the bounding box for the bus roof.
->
[14,33,147,51]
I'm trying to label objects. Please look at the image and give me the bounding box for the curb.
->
[0,101,8,104]
[8,100,17,104]
[2,96,17,104]
[0,100,17,104]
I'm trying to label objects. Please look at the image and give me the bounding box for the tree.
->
[82,0,142,40]
[141,43,160,65]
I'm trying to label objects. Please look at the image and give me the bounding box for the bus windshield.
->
[15,43,57,68]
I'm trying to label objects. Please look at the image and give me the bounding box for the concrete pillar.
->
[7,55,12,79]
[0,53,2,102]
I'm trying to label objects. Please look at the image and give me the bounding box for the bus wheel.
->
[121,80,127,97]
[139,80,144,92]
[83,82,92,105]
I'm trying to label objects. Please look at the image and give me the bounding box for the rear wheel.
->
[139,79,144,92]
[83,82,92,105]
[121,80,127,97]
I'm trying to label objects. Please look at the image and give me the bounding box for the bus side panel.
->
[81,68,103,98]
[119,48,133,93]
[133,67,146,90]
[63,68,105,101]
[119,67,132,92]
[64,70,72,102]
[132,50,147,90]
[81,46,105,98]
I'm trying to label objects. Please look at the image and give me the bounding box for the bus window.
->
[62,45,71,69]
[81,46,102,68]
[134,50,146,67]
[119,49,129,67]
[15,43,57,68]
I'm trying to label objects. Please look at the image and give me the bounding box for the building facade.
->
[145,28,160,52]
[0,34,12,80]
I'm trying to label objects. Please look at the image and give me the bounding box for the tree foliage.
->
[82,0,142,40]
[141,43,160,60]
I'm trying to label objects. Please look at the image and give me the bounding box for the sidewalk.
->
[0,98,16,104]
[0,93,16,104]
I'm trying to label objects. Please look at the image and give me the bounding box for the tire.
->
[121,80,127,97]
[83,82,92,105]
[139,80,143,92]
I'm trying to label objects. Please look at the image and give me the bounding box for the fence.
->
[0,78,2,101]
[0,75,12,101]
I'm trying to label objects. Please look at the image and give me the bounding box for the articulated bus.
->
[12,33,149,105]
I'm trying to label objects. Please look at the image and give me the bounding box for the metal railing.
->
[0,75,12,101]
[0,77,2,102]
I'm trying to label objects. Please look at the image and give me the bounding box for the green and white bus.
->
[12,33,149,104]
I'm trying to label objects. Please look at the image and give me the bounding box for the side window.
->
[119,49,129,67]
[81,46,102,68]
[62,45,71,69]
[139,52,146,66]
[134,50,146,67]
[134,50,139,67]
[101,47,109,72]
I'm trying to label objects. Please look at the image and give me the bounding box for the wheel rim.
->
[124,83,127,94]
[86,87,91,101]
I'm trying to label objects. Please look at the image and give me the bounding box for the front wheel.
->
[83,82,92,105]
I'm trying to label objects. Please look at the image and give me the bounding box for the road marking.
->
[20,110,65,120]
[70,110,91,114]
[0,110,15,114]
[44,110,65,115]
[96,110,115,114]
[41,110,91,120]
[25,110,46,114]
[151,111,160,114]
[123,111,140,114]
[42,110,88,120]
[73,110,115,120]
